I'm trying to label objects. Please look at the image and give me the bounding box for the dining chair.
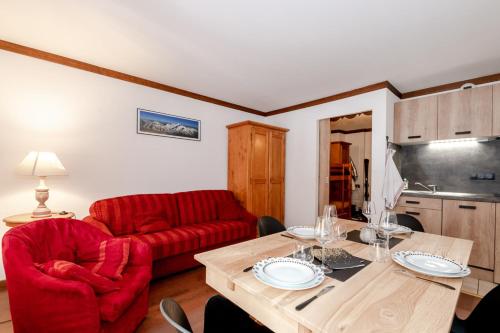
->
[258,216,286,236]
[160,295,273,333]
[160,298,192,333]
[451,284,500,333]
[395,213,425,232]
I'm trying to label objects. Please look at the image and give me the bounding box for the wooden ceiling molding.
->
[401,73,500,99]
[267,81,401,116]
[0,39,265,116]
[3,39,499,117]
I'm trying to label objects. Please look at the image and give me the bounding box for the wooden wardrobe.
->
[227,121,288,223]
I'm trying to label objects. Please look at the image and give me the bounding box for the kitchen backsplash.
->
[397,138,500,194]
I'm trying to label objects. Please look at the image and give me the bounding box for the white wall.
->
[0,50,400,281]
[268,89,397,227]
[0,51,261,279]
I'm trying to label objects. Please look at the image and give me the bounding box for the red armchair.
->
[2,218,152,333]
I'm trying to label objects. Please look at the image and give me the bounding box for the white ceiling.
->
[1,0,500,111]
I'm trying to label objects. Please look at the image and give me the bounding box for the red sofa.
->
[84,190,257,278]
[2,218,152,333]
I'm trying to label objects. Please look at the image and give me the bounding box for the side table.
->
[2,211,75,228]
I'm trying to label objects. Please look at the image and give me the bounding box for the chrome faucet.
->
[415,182,438,193]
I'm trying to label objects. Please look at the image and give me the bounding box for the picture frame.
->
[137,108,201,141]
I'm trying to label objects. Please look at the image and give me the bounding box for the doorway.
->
[318,111,372,221]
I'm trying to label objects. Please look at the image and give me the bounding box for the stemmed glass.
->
[378,210,398,253]
[323,204,338,226]
[314,216,333,273]
[362,201,377,228]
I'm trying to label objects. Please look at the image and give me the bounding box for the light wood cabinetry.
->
[394,95,438,144]
[495,203,500,283]
[437,85,493,139]
[442,200,495,270]
[493,83,500,136]
[395,206,442,235]
[227,121,288,223]
[395,196,442,235]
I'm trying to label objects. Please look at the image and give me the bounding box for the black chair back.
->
[396,214,424,232]
[465,284,500,331]
[160,298,193,333]
[258,216,285,236]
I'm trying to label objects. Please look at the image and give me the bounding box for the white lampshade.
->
[17,152,68,176]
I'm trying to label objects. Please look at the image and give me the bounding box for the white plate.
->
[403,251,464,274]
[287,226,315,239]
[390,225,413,234]
[253,257,325,290]
[262,260,316,285]
[392,251,470,278]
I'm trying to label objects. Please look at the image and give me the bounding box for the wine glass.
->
[362,201,376,227]
[323,204,338,226]
[378,210,398,251]
[333,224,347,241]
[293,244,314,263]
[314,216,333,273]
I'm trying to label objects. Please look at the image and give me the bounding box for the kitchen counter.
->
[402,190,500,203]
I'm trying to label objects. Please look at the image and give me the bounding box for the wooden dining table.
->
[194,219,473,333]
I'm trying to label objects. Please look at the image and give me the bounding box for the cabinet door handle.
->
[406,200,420,204]
[405,211,420,216]
[458,205,476,210]
[455,131,471,135]
[408,135,422,139]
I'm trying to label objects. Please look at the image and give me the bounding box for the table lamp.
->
[17,152,68,217]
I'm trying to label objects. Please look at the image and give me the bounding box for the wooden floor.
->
[0,267,479,333]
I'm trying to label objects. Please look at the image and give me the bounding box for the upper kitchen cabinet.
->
[394,95,438,144]
[493,83,500,136]
[437,85,493,140]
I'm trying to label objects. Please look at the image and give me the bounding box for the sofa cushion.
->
[186,221,251,248]
[134,213,171,234]
[98,266,151,322]
[35,260,119,294]
[176,190,237,225]
[89,193,179,236]
[78,238,131,280]
[131,227,200,260]
[217,200,245,220]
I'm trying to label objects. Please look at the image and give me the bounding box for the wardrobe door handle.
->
[455,131,471,135]
[406,200,420,204]
[459,205,476,210]
[408,135,422,139]
[405,211,420,216]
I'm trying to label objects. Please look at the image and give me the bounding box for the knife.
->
[394,269,456,290]
[331,263,365,270]
[295,285,335,311]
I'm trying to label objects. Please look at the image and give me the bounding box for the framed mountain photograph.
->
[137,108,201,141]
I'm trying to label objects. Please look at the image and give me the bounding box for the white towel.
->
[382,148,404,209]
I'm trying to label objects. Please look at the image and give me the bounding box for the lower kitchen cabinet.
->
[395,206,442,235]
[442,200,496,270]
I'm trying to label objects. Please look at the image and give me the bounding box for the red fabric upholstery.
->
[98,266,151,322]
[85,190,257,279]
[2,218,152,333]
[89,193,179,236]
[217,199,245,220]
[130,227,199,260]
[79,238,131,280]
[35,260,119,294]
[185,221,251,248]
[176,190,236,225]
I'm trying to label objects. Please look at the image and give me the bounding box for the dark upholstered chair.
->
[257,216,285,237]
[160,298,192,333]
[160,295,272,333]
[451,284,500,333]
[396,214,425,232]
